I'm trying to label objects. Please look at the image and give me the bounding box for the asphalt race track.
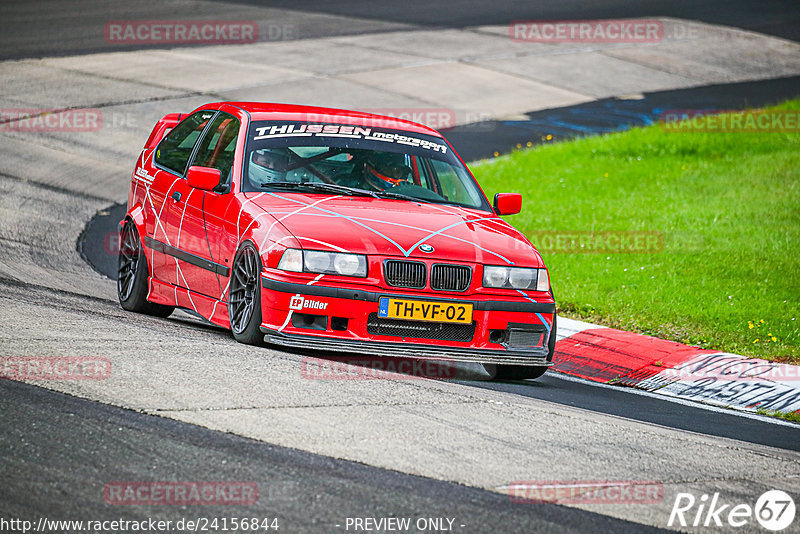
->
[1,1,799,533]
[2,0,799,59]
[2,378,675,533]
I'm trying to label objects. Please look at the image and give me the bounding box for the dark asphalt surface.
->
[1,0,798,60]
[258,0,800,41]
[444,76,800,161]
[0,378,671,533]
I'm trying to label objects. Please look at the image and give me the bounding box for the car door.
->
[164,111,240,299]
[149,110,216,284]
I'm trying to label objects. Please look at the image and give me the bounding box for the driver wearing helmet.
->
[249,149,290,186]
[362,152,412,190]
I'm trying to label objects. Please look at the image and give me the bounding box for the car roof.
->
[209,102,444,137]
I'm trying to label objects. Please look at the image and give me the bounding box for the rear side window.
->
[191,112,240,186]
[155,111,215,175]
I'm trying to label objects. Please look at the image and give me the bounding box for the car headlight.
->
[277,248,302,272]
[278,248,367,277]
[483,266,549,291]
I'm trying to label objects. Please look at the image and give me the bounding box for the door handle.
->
[172,191,182,202]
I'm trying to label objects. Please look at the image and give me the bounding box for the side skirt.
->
[148,278,231,329]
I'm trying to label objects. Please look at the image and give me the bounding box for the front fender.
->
[239,211,302,269]
[121,203,148,255]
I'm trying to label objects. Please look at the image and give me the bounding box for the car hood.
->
[244,192,544,267]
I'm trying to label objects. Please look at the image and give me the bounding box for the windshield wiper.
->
[370,190,434,203]
[261,181,439,204]
[259,181,378,198]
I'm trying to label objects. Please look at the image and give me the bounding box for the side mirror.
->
[186,165,222,191]
[493,193,522,216]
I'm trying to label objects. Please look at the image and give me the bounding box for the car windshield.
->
[243,120,491,211]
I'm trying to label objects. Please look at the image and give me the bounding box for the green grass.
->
[756,409,800,423]
[471,100,800,364]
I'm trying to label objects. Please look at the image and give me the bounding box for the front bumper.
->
[260,276,555,366]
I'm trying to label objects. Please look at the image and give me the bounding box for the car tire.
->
[494,314,557,381]
[229,241,264,345]
[117,220,174,318]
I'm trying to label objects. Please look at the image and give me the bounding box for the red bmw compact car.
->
[118,102,556,379]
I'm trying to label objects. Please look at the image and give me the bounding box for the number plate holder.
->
[378,297,473,324]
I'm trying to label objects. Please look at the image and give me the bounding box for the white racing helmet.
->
[249,149,290,186]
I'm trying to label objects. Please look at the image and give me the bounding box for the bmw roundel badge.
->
[419,244,434,253]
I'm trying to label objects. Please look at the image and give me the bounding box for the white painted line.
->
[555,316,604,341]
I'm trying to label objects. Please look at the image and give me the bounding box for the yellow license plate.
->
[378,297,473,324]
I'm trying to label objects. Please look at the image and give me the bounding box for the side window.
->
[154,111,215,175]
[430,159,480,206]
[191,113,240,188]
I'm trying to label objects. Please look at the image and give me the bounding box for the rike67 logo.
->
[669,490,795,531]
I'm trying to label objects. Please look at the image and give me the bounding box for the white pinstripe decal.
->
[256,195,341,252]
[140,170,196,307]
[261,210,515,264]
[208,278,231,321]
[265,193,519,263]
[269,193,409,255]
[144,175,199,314]
[135,153,218,318]
[263,234,299,254]
[277,310,293,332]
[176,261,198,313]
[295,237,348,252]
[236,192,265,243]
[176,188,194,248]
[142,175,178,296]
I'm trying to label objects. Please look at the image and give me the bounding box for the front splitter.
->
[261,327,552,366]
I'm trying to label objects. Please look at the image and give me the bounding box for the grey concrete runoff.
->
[1,12,799,533]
